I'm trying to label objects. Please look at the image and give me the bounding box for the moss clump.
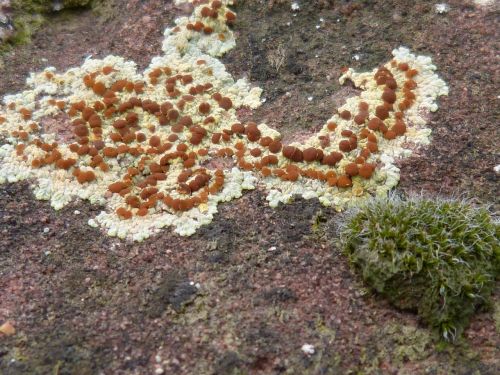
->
[2,0,98,50]
[339,195,499,341]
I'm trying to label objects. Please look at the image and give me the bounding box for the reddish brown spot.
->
[385,78,398,90]
[354,113,367,125]
[116,207,132,220]
[359,163,375,179]
[245,122,261,142]
[398,62,409,71]
[226,11,236,23]
[367,117,382,131]
[339,140,352,153]
[268,140,282,153]
[322,152,343,166]
[375,106,390,120]
[339,110,351,120]
[358,102,369,111]
[382,89,397,104]
[149,135,161,147]
[231,123,245,134]
[327,122,337,131]
[344,163,359,176]
[367,142,378,153]
[250,147,262,158]
[102,66,115,75]
[393,120,406,136]
[384,130,397,140]
[92,81,107,96]
[103,147,119,158]
[199,102,211,114]
[219,97,233,110]
[109,182,128,194]
[303,148,323,162]
[337,175,352,188]
[282,146,303,162]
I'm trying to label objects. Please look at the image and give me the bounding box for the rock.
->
[0,1,14,42]
[0,321,15,336]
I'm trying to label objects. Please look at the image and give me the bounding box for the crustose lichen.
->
[0,0,448,240]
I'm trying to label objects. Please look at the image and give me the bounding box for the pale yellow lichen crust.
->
[0,0,448,241]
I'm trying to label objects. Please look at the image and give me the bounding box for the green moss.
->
[382,323,432,364]
[351,321,489,375]
[62,0,93,7]
[1,0,98,52]
[11,0,48,14]
[339,195,500,341]
[10,12,44,45]
[494,300,500,333]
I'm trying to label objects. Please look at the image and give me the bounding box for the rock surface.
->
[0,0,498,374]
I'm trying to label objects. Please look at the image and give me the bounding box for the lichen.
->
[0,0,449,241]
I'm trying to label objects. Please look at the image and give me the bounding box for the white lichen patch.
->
[264,46,448,209]
[0,0,448,241]
[435,3,450,14]
[93,167,256,240]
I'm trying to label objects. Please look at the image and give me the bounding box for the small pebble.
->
[435,3,450,14]
[0,322,15,336]
[301,344,315,355]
